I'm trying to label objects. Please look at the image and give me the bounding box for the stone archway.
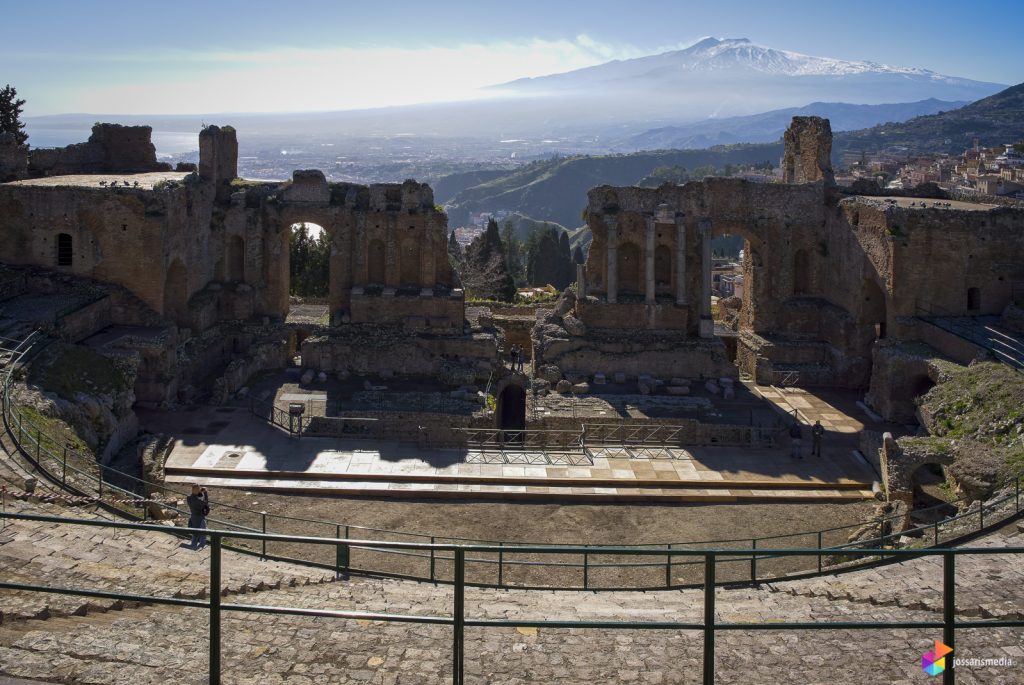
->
[618,242,641,295]
[400,238,420,288]
[368,239,386,285]
[495,382,527,434]
[859,278,888,340]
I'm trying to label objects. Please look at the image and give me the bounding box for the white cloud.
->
[67,36,658,114]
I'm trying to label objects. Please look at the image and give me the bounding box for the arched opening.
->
[56,233,73,267]
[227,235,245,282]
[793,249,810,295]
[399,238,420,288]
[289,223,329,298]
[654,244,671,291]
[859,278,887,340]
[496,384,526,434]
[617,242,641,295]
[908,374,936,400]
[367,239,386,286]
[163,259,188,325]
[908,463,957,522]
[967,287,981,312]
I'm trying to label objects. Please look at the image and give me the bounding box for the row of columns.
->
[602,213,714,337]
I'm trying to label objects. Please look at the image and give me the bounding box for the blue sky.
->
[5,0,1022,115]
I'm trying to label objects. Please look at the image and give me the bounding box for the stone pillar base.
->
[699,318,714,338]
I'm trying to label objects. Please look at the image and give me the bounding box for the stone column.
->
[576,263,587,299]
[420,214,435,297]
[384,214,398,293]
[606,215,618,304]
[644,216,656,304]
[675,216,686,305]
[699,218,713,338]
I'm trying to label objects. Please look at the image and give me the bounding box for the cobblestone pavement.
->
[0,496,336,621]
[1,509,1021,683]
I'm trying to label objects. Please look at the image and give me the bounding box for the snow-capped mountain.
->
[491,38,1003,120]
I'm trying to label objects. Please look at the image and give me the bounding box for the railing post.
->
[209,533,222,685]
[335,524,349,580]
[498,542,504,587]
[703,553,716,685]
[583,547,589,590]
[430,536,436,583]
[453,548,465,685]
[666,544,672,588]
[943,552,955,685]
[260,512,267,560]
[934,520,940,546]
[750,539,758,581]
[36,429,41,459]
[979,501,984,530]
[816,531,823,573]
[62,445,68,486]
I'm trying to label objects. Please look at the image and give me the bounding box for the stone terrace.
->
[1,484,1022,683]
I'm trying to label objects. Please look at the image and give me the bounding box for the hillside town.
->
[841,140,1024,198]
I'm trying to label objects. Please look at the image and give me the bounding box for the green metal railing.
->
[1,512,1020,684]
[4,332,1024,590]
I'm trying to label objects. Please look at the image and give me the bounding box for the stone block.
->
[538,365,562,383]
[705,379,720,394]
[666,386,690,396]
[300,370,315,385]
[670,377,690,387]
[556,379,572,393]
[593,373,607,385]
[572,382,590,394]
[562,315,586,336]
[723,386,735,400]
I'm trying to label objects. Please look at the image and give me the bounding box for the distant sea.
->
[23,127,199,156]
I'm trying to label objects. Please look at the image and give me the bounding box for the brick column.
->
[675,216,686,305]
[606,215,618,304]
[420,214,435,296]
[699,218,713,338]
[644,216,656,304]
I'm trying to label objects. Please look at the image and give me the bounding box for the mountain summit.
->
[492,38,1003,121]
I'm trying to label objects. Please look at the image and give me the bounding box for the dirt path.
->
[206,488,876,587]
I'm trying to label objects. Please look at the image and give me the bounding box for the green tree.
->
[501,218,525,285]
[289,223,330,297]
[461,218,516,301]
[526,225,575,289]
[0,84,28,145]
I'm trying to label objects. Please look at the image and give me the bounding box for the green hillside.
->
[445,143,782,229]
[834,82,1024,156]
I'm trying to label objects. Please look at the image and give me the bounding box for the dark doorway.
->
[967,287,981,312]
[56,233,73,267]
[496,384,526,434]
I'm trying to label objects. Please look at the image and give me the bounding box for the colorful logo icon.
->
[922,640,953,676]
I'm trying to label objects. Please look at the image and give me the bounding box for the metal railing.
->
[1,512,1020,685]
[4,332,1024,590]
[916,302,1024,373]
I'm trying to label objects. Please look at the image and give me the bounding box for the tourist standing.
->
[186,484,210,549]
[811,420,824,457]
[789,422,803,460]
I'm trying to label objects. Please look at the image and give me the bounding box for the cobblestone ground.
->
[1,507,1022,684]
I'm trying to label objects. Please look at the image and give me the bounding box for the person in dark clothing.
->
[788,422,803,459]
[811,420,824,457]
[186,484,209,549]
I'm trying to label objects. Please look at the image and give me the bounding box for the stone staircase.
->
[1,541,1022,684]
[0,493,337,625]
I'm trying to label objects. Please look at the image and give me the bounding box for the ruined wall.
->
[782,116,835,186]
[27,124,170,177]
[0,133,28,182]
[225,173,460,327]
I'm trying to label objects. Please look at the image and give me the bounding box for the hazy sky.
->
[5,0,1022,116]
